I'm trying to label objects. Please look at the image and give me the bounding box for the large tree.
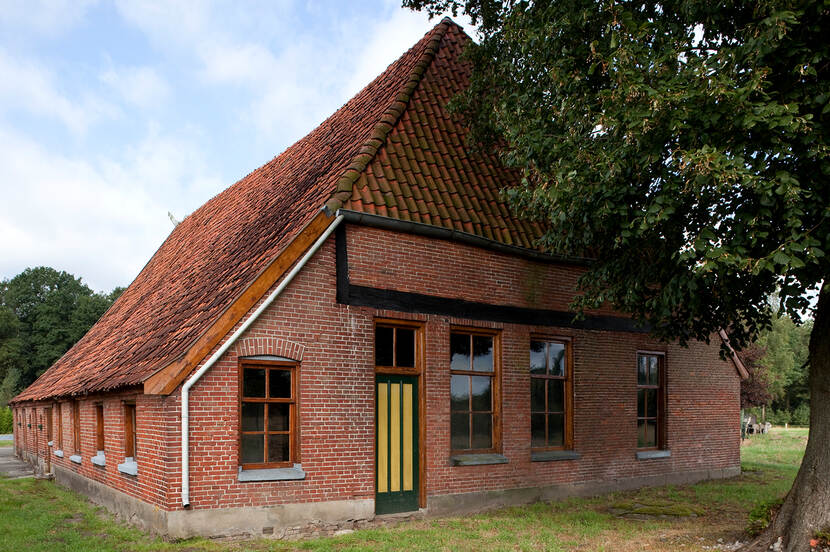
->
[0,267,122,398]
[405,1,828,550]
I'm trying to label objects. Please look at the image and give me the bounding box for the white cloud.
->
[0,50,115,134]
[110,1,467,144]
[99,65,170,110]
[0,0,98,34]
[0,127,224,291]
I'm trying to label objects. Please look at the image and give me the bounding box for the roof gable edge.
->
[323,18,452,214]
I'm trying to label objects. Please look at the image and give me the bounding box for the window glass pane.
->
[268,403,290,432]
[241,403,264,431]
[637,420,647,448]
[531,413,546,448]
[241,434,264,464]
[530,341,546,374]
[267,434,290,463]
[472,335,493,372]
[375,326,394,366]
[243,368,266,397]
[645,420,657,447]
[450,375,469,412]
[451,413,469,450]
[549,343,565,376]
[649,356,659,385]
[396,328,415,368]
[637,356,648,385]
[470,376,492,411]
[646,389,658,418]
[548,379,564,413]
[269,369,291,398]
[450,333,470,371]
[471,413,492,449]
[637,389,646,418]
[548,413,564,447]
[530,378,545,413]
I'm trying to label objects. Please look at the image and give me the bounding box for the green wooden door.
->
[375,374,419,514]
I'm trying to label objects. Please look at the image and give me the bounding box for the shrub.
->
[0,407,12,434]
[791,403,810,427]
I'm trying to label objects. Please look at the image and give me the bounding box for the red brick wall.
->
[13,391,172,510]
[176,223,739,510]
[12,222,740,513]
[347,225,619,317]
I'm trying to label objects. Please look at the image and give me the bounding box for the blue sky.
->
[0,0,471,292]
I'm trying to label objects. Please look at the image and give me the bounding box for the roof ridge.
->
[323,18,452,214]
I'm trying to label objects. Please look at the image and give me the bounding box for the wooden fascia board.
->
[143,211,332,395]
[718,329,750,380]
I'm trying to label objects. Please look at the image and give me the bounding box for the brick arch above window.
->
[236,337,305,362]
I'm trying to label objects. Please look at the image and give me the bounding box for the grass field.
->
[0,440,13,447]
[0,428,808,552]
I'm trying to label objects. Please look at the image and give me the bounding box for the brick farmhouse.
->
[10,19,744,538]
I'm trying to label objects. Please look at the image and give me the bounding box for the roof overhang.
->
[143,210,333,395]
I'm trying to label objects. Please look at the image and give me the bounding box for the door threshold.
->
[374,508,426,521]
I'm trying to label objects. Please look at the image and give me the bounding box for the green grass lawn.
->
[0,428,808,552]
[0,440,13,447]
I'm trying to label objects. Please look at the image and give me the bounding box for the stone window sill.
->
[531,450,581,462]
[636,450,671,460]
[47,441,53,447]
[118,458,138,476]
[69,454,82,464]
[450,453,508,466]
[54,449,64,458]
[238,464,306,482]
[91,452,106,467]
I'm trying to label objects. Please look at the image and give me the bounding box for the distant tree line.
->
[0,267,123,409]
[741,312,812,427]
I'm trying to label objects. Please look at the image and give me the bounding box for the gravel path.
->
[0,446,33,479]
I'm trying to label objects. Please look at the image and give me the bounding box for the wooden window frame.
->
[45,406,53,443]
[530,337,574,452]
[238,359,299,470]
[636,351,667,450]
[56,403,63,450]
[373,318,424,376]
[124,402,137,459]
[95,403,105,452]
[72,401,81,454]
[449,326,501,455]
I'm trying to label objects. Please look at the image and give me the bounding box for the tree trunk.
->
[744,281,830,552]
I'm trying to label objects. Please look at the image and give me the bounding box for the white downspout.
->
[180,214,344,507]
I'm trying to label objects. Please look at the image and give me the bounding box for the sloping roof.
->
[13,18,546,404]
[327,27,543,248]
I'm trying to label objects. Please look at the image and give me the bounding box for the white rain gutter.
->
[180,214,344,507]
